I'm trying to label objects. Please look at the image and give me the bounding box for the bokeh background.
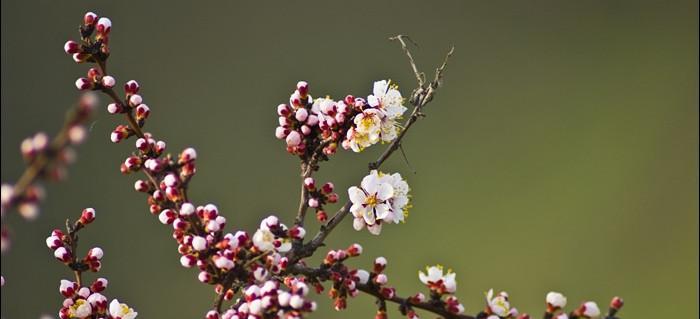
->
[2,1,697,318]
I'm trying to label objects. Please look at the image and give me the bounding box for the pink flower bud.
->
[180,255,196,268]
[91,278,108,292]
[64,40,80,55]
[295,108,309,122]
[306,115,319,126]
[198,271,211,283]
[54,247,72,263]
[326,193,338,203]
[59,280,78,297]
[347,243,362,256]
[316,210,327,222]
[84,12,98,26]
[96,17,111,34]
[173,218,188,231]
[124,80,140,94]
[72,53,89,63]
[106,103,123,116]
[180,202,195,216]
[134,180,149,192]
[275,126,289,139]
[128,94,142,107]
[46,235,63,249]
[321,182,334,194]
[192,236,207,251]
[297,81,309,97]
[279,116,290,127]
[180,147,197,163]
[158,209,176,225]
[303,177,315,189]
[135,104,150,120]
[374,273,388,285]
[79,208,96,224]
[87,247,104,260]
[289,226,306,240]
[374,257,387,273]
[300,125,311,135]
[610,296,624,310]
[277,104,291,116]
[75,78,92,90]
[163,174,179,187]
[206,310,220,319]
[308,198,319,208]
[286,131,301,147]
[101,75,116,88]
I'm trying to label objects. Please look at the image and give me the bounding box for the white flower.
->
[368,80,407,120]
[386,172,410,223]
[348,170,411,234]
[348,173,393,233]
[109,299,138,319]
[418,265,457,294]
[252,216,291,253]
[353,109,382,143]
[68,299,92,318]
[343,127,373,153]
[486,289,511,317]
[379,118,400,143]
[546,291,567,309]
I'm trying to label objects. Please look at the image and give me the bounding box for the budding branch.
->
[291,35,454,262]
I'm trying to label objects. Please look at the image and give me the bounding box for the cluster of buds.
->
[413,265,465,317]
[212,279,316,319]
[302,177,338,222]
[275,80,407,160]
[1,92,96,223]
[58,279,137,319]
[541,292,624,319]
[316,243,366,311]
[46,208,102,270]
[253,215,304,255]
[75,67,116,91]
[64,11,112,63]
[46,208,137,319]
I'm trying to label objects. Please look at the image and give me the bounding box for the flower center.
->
[366,194,379,207]
[361,116,375,130]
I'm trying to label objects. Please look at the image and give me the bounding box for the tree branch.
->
[288,264,475,319]
[292,36,454,261]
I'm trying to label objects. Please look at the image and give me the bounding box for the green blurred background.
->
[2,1,697,318]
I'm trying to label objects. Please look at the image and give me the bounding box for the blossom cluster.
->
[46,208,137,319]
[542,291,621,319]
[49,10,627,319]
[210,278,317,319]
[275,80,407,159]
[302,177,339,222]
[64,11,112,64]
[414,265,465,317]
[348,170,411,235]
[1,92,96,253]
